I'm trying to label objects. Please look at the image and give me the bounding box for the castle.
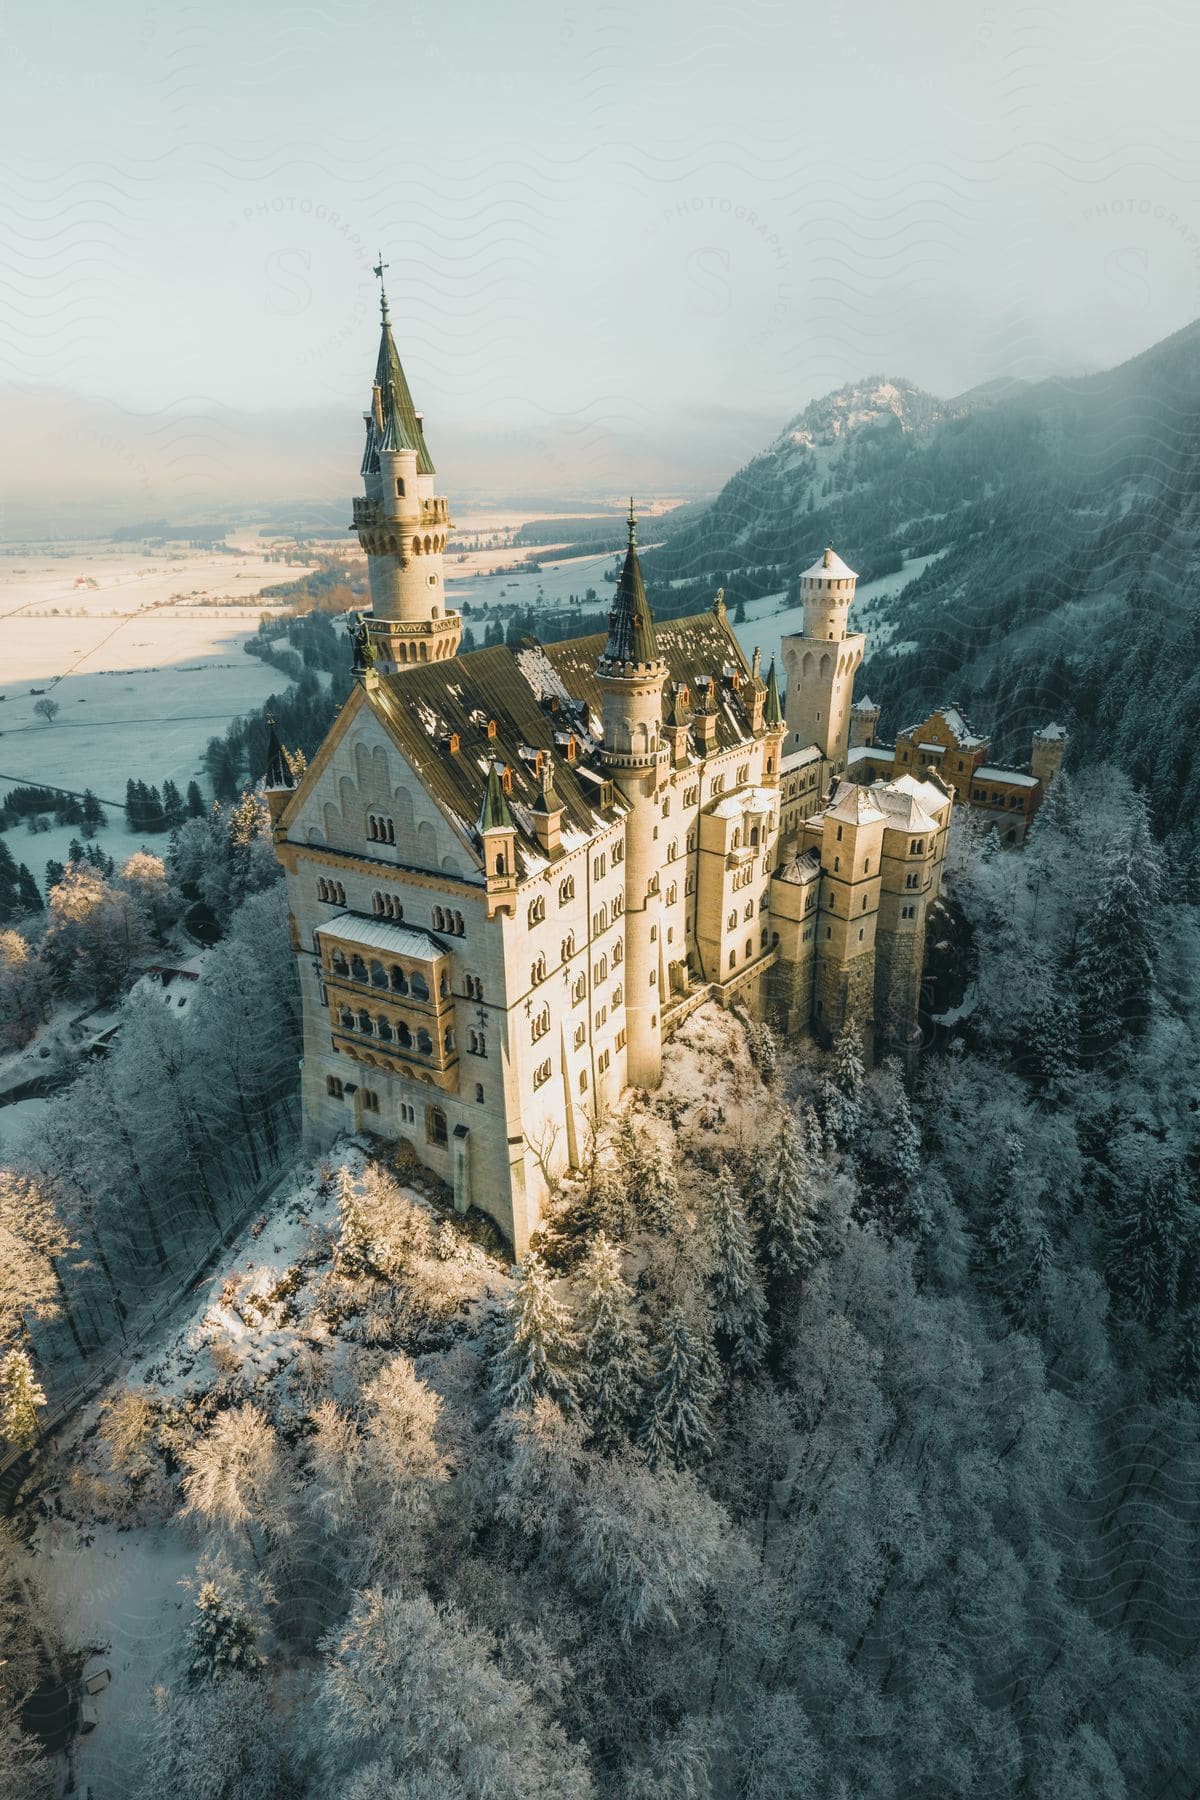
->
[266,290,963,1252]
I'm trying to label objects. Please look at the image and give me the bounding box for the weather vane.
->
[373,251,390,322]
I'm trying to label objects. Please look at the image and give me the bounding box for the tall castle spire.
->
[351,257,460,672]
[595,495,667,1092]
[599,499,661,673]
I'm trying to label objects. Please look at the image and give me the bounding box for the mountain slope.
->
[644,320,1200,866]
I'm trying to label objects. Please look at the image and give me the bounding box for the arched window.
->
[350,955,368,983]
[443,1028,454,1053]
[593,904,608,935]
[732,828,741,850]
[531,953,547,984]
[559,875,575,904]
[390,965,407,993]
[528,896,546,927]
[562,933,575,961]
[727,910,737,931]
[357,1010,372,1034]
[750,825,759,847]
[416,1028,433,1055]
[666,882,677,906]
[339,1006,353,1029]
[475,1083,485,1104]
[612,940,623,967]
[397,1021,413,1048]
[378,1017,393,1041]
[411,972,430,1000]
[370,960,387,988]
[331,951,349,978]
[729,950,736,970]
[494,851,506,876]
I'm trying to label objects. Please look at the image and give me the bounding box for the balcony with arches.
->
[316,914,459,1089]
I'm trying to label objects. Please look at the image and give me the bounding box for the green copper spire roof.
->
[478,759,515,835]
[264,717,295,790]
[371,268,436,476]
[599,498,660,671]
[765,658,783,727]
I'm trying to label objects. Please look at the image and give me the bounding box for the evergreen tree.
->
[80,788,106,837]
[1024,961,1079,1096]
[15,866,41,915]
[125,777,140,831]
[43,860,64,897]
[0,1348,46,1449]
[1106,1165,1196,1326]
[709,1170,767,1373]
[186,1577,267,1685]
[820,1018,866,1151]
[1074,855,1155,1060]
[575,1233,646,1454]
[490,1253,578,1416]
[755,1117,822,1280]
[162,779,186,830]
[186,780,206,818]
[857,1064,926,1238]
[638,1309,716,1470]
[336,1165,375,1272]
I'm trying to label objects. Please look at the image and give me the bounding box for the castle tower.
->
[1031,723,1067,790]
[351,265,461,673]
[596,500,668,1090]
[781,547,865,780]
[763,657,786,786]
[814,782,885,1052]
[850,695,881,749]
[262,716,296,826]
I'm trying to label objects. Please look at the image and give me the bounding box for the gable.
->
[285,700,477,881]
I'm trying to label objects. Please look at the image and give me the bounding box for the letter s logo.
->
[265,247,312,316]
[686,246,732,316]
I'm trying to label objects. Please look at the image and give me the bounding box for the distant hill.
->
[641,321,1200,867]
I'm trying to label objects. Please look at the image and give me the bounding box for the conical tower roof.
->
[372,281,435,475]
[478,759,515,834]
[598,499,661,672]
[764,658,783,727]
[264,717,295,790]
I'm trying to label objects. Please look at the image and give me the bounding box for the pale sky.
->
[3,0,1199,526]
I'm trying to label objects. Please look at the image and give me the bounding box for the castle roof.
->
[361,290,436,478]
[826,781,886,826]
[764,657,783,727]
[889,772,953,814]
[364,607,758,878]
[598,503,661,672]
[800,546,857,582]
[478,759,516,834]
[776,846,823,885]
[873,784,938,833]
[316,914,448,964]
[1035,722,1066,741]
[263,717,295,791]
[851,695,879,713]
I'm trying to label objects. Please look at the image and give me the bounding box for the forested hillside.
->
[643,321,1200,872]
[5,764,1200,1797]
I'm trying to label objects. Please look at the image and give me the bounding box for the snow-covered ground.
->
[0,536,318,884]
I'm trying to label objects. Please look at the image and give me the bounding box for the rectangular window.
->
[615,1028,626,1050]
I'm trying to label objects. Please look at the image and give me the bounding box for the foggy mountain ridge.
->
[640,316,1200,864]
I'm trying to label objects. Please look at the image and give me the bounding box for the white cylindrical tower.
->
[781,546,865,777]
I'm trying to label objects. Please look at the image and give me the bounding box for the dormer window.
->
[487,719,498,740]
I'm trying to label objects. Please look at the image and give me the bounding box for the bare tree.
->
[32,698,59,726]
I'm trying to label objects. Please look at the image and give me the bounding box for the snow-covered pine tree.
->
[489,1252,578,1417]
[186,1576,267,1685]
[709,1171,768,1373]
[0,1348,46,1450]
[755,1117,822,1280]
[575,1233,646,1453]
[638,1308,716,1470]
[856,1062,926,1239]
[1105,1165,1196,1326]
[1024,959,1079,1097]
[336,1165,375,1272]
[819,1018,865,1153]
[1074,854,1155,1061]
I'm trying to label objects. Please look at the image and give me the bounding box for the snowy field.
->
[0,533,316,881]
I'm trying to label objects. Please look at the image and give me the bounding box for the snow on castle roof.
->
[826,781,886,825]
[800,547,857,582]
[316,915,450,962]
